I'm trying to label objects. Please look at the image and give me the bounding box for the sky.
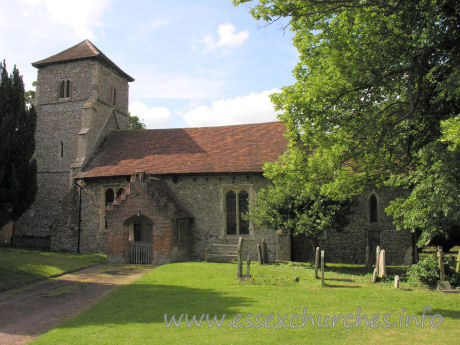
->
[0,0,297,129]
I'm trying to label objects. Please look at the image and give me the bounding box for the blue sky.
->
[1,0,296,128]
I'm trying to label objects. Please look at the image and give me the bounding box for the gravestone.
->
[246,254,251,278]
[262,239,269,264]
[257,244,263,265]
[436,281,453,291]
[372,268,378,283]
[375,246,381,275]
[378,249,386,278]
[315,247,320,279]
[394,275,400,288]
[321,250,325,286]
[237,237,244,278]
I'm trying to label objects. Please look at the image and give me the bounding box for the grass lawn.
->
[0,248,106,291]
[30,262,460,345]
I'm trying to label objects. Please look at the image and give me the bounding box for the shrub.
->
[407,255,460,288]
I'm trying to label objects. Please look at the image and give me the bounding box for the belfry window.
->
[224,188,250,236]
[369,194,378,223]
[59,80,71,98]
[105,188,114,207]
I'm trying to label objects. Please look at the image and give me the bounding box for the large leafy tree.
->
[0,61,37,228]
[234,0,460,245]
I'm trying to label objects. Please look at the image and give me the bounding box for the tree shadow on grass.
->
[324,278,354,282]
[415,308,460,320]
[61,283,253,328]
[322,283,361,288]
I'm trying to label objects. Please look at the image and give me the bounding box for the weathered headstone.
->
[262,238,269,264]
[436,281,453,291]
[375,246,381,275]
[394,275,400,288]
[372,268,378,283]
[246,254,251,277]
[257,244,263,265]
[378,249,386,278]
[237,237,244,278]
[321,250,325,286]
[437,247,445,282]
[314,247,320,279]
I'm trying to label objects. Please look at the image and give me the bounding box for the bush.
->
[407,255,460,288]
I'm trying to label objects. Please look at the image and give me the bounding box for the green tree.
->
[24,81,36,109]
[234,0,460,245]
[128,113,145,129]
[248,146,351,253]
[0,61,37,228]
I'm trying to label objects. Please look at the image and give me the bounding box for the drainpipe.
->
[74,179,83,254]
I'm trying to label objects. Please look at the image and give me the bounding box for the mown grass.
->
[0,248,106,291]
[31,261,460,345]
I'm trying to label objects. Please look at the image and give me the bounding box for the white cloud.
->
[130,100,172,129]
[201,23,249,52]
[180,89,280,127]
[19,0,111,39]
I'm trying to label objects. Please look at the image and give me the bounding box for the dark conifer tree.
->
[0,61,37,228]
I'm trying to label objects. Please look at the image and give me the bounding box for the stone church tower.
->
[13,40,134,248]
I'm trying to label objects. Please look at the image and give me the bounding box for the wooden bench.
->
[205,244,238,262]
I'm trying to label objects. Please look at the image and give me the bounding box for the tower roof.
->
[32,40,134,82]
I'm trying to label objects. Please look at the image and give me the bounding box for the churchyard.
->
[0,247,455,345]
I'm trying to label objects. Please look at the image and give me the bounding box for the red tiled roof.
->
[80,122,287,178]
[32,40,134,82]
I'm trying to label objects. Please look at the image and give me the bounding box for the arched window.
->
[105,188,114,207]
[225,188,250,236]
[369,194,378,223]
[116,188,124,198]
[225,191,236,235]
[238,190,249,235]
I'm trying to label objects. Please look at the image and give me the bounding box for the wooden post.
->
[257,243,263,265]
[246,254,251,277]
[437,246,445,281]
[321,250,325,286]
[314,247,320,279]
[237,237,244,278]
[375,246,381,275]
[262,238,269,264]
[456,250,460,273]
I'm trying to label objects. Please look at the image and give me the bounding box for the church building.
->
[12,40,416,265]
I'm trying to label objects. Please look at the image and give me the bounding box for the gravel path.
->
[0,264,152,345]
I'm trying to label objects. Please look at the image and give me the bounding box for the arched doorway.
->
[124,214,153,264]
